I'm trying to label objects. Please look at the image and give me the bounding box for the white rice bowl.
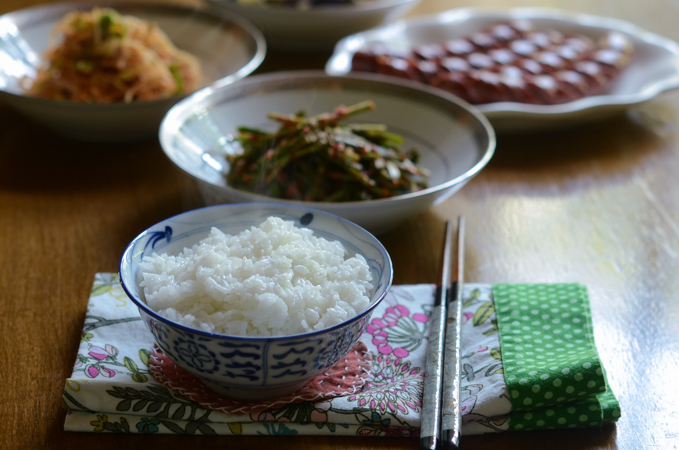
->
[139,216,374,336]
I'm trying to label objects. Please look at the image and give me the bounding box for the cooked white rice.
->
[139,216,373,336]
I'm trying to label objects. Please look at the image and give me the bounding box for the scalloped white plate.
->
[326,7,679,131]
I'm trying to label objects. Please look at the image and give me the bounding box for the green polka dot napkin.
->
[493,283,620,431]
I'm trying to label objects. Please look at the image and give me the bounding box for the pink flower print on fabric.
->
[84,364,116,378]
[460,395,477,415]
[310,401,331,423]
[86,365,99,378]
[88,347,109,361]
[83,344,119,378]
[88,345,118,361]
[348,354,424,415]
[366,305,428,358]
[99,366,116,378]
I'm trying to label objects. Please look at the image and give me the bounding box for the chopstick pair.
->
[420,217,465,450]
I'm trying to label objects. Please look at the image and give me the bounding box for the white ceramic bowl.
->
[119,202,392,399]
[205,0,419,52]
[0,2,265,141]
[326,7,679,131]
[159,71,496,235]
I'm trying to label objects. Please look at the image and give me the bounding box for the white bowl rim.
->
[206,0,419,14]
[118,202,394,342]
[159,70,496,207]
[0,1,267,107]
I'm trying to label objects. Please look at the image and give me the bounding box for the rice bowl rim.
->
[119,202,393,342]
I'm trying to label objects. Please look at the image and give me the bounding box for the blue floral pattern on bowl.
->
[173,338,220,375]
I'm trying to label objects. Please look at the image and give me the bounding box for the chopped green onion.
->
[169,64,184,94]
[74,60,95,73]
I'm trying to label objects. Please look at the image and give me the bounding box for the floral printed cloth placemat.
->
[63,273,620,436]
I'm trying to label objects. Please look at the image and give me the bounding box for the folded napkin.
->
[63,274,620,436]
[457,283,620,434]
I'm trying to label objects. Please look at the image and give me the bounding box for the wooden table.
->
[2,0,678,448]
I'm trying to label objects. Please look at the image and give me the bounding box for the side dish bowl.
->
[119,202,393,400]
[0,2,265,142]
[326,7,679,131]
[159,71,495,235]
[205,0,419,52]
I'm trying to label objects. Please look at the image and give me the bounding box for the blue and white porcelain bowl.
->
[119,203,392,400]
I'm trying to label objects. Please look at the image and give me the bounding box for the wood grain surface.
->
[2,0,678,449]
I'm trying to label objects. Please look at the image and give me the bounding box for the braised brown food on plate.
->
[351,19,634,105]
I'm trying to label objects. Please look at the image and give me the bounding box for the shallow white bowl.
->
[326,7,679,131]
[119,202,392,399]
[0,2,265,141]
[159,71,495,235]
[205,0,419,52]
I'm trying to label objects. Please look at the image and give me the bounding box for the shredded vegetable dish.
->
[27,8,202,103]
[226,101,430,202]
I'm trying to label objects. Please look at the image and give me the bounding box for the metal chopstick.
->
[441,216,465,449]
[420,220,455,450]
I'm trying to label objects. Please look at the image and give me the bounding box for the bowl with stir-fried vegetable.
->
[159,71,495,235]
